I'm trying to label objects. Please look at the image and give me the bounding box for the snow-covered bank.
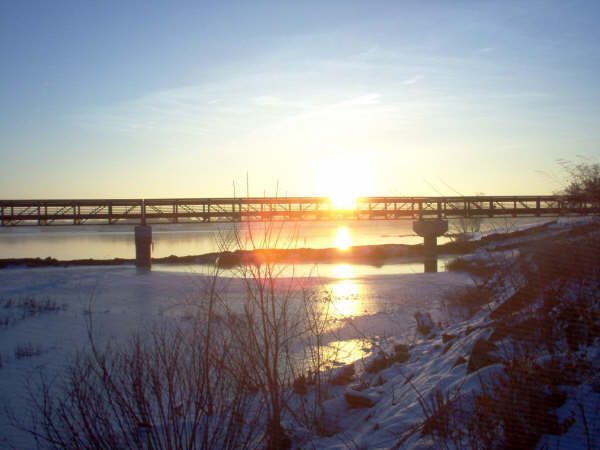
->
[292,219,600,449]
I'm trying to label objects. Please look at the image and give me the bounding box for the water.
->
[0,221,420,260]
[0,218,552,262]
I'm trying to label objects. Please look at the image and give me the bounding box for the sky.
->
[1,0,599,199]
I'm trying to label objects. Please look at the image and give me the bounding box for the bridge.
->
[1,195,597,271]
[1,195,597,226]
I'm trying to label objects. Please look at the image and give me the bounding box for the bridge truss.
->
[0,196,598,226]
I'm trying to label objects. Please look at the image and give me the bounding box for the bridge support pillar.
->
[135,225,152,269]
[413,219,448,273]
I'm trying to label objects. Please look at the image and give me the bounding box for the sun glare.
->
[330,192,358,210]
[315,153,374,210]
[334,227,353,251]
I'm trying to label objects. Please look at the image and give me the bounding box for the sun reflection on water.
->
[322,338,370,365]
[326,263,365,318]
[333,226,353,250]
[318,263,371,366]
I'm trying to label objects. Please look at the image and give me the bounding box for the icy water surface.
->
[0,220,418,259]
[0,218,550,260]
[0,264,472,448]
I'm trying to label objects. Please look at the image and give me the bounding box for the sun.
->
[314,152,373,210]
[330,191,358,210]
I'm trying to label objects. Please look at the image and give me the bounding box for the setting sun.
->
[314,153,374,210]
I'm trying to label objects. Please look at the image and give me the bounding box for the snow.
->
[0,264,472,448]
[1,217,598,449]
[294,320,504,449]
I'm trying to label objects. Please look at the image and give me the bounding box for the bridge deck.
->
[0,196,598,226]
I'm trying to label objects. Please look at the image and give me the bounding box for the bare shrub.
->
[469,356,571,449]
[465,225,600,448]
[291,288,343,434]
[451,216,483,236]
[22,323,263,450]
[560,159,600,203]
[443,285,494,319]
[212,219,341,447]
[12,214,339,449]
[445,256,496,279]
[489,231,600,352]
[419,387,466,444]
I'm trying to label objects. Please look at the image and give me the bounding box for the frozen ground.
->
[0,264,472,449]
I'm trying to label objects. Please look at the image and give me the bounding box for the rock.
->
[344,388,375,408]
[467,338,499,373]
[464,326,477,335]
[442,333,456,343]
[330,364,355,385]
[366,353,392,373]
[415,311,435,335]
[453,356,467,368]
[372,375,385,387]
[392,344,410,363]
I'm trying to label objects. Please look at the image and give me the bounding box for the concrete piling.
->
[134,225,152,269]
[413,219,448,273]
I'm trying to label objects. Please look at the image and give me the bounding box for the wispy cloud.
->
[401,75,423,85]
[339,93,381,106]
[72,83,303,138]
[69,36,554,151]
[475,46,495,55]
[70,59,402,142]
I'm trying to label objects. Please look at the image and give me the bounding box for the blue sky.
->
[1,0,599,198]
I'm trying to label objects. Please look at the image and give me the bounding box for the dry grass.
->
[13,342,43,359]
[1,297,67,328]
